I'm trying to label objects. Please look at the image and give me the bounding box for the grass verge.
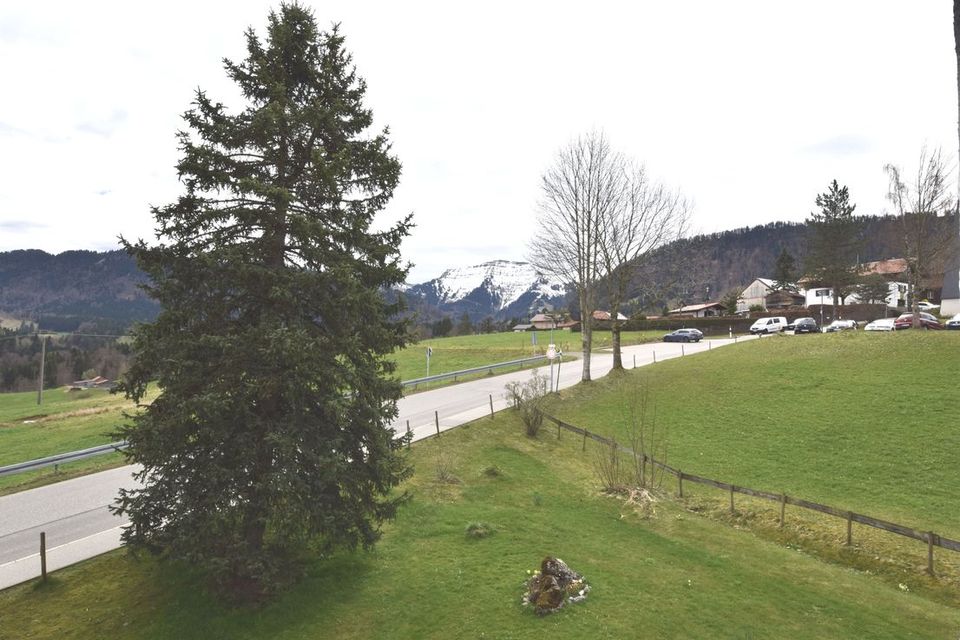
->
[1,408,958,638]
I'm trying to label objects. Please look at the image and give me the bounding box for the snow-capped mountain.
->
[405,260,568,320]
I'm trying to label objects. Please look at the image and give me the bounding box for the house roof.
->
[861,258,909,276]
[765,289,804,300]
[529,313,556,323]
[591,310,628,321]
[667,301,726,314]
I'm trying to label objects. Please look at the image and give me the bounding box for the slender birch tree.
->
[885,148,956,327]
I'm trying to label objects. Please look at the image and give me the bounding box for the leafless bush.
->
[504,372,550,437]
[593,439,626,492]
[622,380,669,489]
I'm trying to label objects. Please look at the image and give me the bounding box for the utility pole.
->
[37,334,47,405]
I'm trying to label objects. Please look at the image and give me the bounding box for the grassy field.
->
[2,404,959,638]
[550,330,960,534]
[393,330,662,381]
[0,386,156,495]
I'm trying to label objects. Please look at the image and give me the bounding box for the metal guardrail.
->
[1,355,556,477]
[401,354,548,388]
[0,441,128,477]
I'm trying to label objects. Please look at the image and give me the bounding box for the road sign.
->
[546,344,556,359]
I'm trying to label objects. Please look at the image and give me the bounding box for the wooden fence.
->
[540,412,959,575]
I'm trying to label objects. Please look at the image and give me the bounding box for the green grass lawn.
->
[0,386,156,495]
[2,408,959,638]
[550,330,960,534]
[393,330,662,381]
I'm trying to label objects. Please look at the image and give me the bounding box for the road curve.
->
[0,334,758,590]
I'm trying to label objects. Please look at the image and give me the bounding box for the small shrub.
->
[532,492,543,507]
[465,522,495,539]
[593,440,626,493]
[481,465,503,478]
[504,372,550,437]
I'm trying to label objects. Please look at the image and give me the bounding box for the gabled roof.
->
[861,258,909,276]
[591,310,628,321]
[667,301,726,314]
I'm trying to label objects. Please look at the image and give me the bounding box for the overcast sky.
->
[0,1,956,283]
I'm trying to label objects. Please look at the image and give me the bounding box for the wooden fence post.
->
[557,421,561,439]
[681,344,685,357]
[435,411,440,437]
[489,394,494,418]
[780,493,786,528]
[582,429,587,452]
[678,471,683,498]
[729,485,735,514]
[40,531,47,581]
[653,350,656,364]
[927,532,936,575]
[846,512,853,546]
[633,355,636,369]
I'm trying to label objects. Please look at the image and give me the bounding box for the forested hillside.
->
[0,249,156,332]
[1,214,955,329]
[619,214,956,313]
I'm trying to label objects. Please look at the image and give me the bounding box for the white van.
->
[749,316,788,334]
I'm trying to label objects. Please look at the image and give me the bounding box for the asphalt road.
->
[0,334,758,590]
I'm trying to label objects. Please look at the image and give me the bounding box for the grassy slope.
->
[2,412,958,639]
[0,387,157,494]
[554,331,960,533]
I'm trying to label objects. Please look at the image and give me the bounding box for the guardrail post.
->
[780,493,786,527]
[435,411,440,437]
[40,531,47,581]
[846,512,853,546]
[489,394,494,418]
[927,532,936,575]
[633,355,636,369]
[681,344,685,357]
[653,350,656,364]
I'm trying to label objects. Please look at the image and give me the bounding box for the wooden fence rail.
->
[539,412,959,572]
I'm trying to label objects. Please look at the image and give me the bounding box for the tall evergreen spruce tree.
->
[114,4,412,600]
[806,180,861,305]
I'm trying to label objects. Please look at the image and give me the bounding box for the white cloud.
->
[0,0,956,282]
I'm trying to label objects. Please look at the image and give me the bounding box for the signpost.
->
[426,346,432,377]
[546,343,556,392]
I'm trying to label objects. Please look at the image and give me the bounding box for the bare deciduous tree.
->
[885,147,957,327]
[599,163,690,369]
[529,132,626,382]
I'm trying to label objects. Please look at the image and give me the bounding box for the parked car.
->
[663,328,703,343]
[864,318,896,332]
[894,312,943,330]
[917,300,940,312]
[947,313,960,330]
[749,317,788,334]
[823,319,857,333]
[792,317,819,334]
